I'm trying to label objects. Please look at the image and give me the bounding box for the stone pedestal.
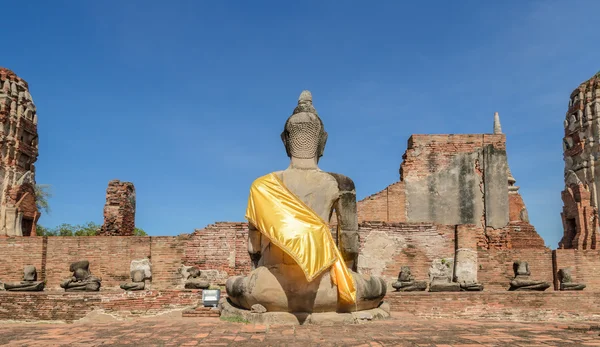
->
[220,299,390,325]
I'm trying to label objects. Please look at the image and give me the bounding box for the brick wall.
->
[478,249,554,291]
[554,249,600,291]
[357,182,406,223]
[183,223,247,283]
[0,237,44,283]
[99,180,136,236]
[357,222,455,284]
[150,236,186,289]
[387,291,600,321]
[0,223,572,293]
[44,236,151,290]
[0,290,201,322]
[400,134,506,181]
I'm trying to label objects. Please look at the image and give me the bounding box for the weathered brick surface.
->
[554,249,600,290]
[400,134,505,181]
[150,236,186,289]
[0,290,201,322]
[560,72,600,250]
[184,222,250,282]
[182,306,221,317]
[0,67,40,237]
[357,222,455,283]
[386,291,600,321]
[357,133,545,251]
[0,223,558,292]
[0,237,44,282]
[478,249,554,291]
[99,180,136,236]
[357,182,406,223]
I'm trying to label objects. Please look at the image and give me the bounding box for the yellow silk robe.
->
[245,173,356,305]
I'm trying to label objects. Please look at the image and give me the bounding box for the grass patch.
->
[220,315,250,324]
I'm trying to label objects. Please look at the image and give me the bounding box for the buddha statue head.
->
[281,90,328,163]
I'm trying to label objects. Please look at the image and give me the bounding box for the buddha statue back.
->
[226,91,386,313]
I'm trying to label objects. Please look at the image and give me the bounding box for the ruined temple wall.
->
[478,249,554,291]
[183,222,252,283]
[357,182,406,223]
[357,222,455,284]
[560,72,600,250]
[401,134,507,227]
[0,67,40,237]
[357,133,545,250]
[44,237,151,290]
[554,249,600,291]
[0,223,560,291]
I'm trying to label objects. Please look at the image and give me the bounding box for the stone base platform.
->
[219,299,391,325]
[2,290,600,323]
[386,291,600,322]
[0,290,204,322]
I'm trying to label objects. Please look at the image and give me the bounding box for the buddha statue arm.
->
[329,173,360,272]
[248,223,261,269]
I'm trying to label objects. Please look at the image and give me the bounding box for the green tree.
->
[36,223,147,236]
[133,227,148,236]
[73,222,101,236]
[34,184,52,214]
[36,224,52,236]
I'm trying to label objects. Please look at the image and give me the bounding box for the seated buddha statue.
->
[60,260,102,292]
[226,91,386,314]
[508,260,550,291]
[4,265,45,291]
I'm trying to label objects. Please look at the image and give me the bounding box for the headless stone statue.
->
[226,91,386,313]
[120,259,152,291]
[428,259,460,292]
[184,267,210,289]
[4,265,45,291]
[508,261,550,291]
[558,268,585,291]
[60,260,102,292]
[392,266,426,292]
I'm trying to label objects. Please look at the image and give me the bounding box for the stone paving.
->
[0,313,599,346]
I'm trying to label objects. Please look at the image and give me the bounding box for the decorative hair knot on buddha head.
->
[281,90,328,160]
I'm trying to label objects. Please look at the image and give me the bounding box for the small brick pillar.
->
[98,180,135,236]
[453,224,479,285]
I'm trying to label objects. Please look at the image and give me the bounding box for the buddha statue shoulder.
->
[226,91,386,313]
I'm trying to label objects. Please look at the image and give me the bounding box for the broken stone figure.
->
[558,268,585,291]
[453,226,484,291]
[3,265,45,291]
[184,267,210,289]
[120,258,152,291]
[226,91,387,314]
[392,266,426,291]
[508,261,550,291]
[60,260,102,292]
[428,259,460,292]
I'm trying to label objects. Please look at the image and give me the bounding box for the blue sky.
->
[2,1,598,247]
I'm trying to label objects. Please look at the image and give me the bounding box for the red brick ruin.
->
[560,72,600,250]
[3,68,600,323]
[0,68,39,237]
[98,180,136,236]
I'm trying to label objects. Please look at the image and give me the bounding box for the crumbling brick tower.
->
[560,72,600,250]
[99,180,136,236]
[0,67,40,236]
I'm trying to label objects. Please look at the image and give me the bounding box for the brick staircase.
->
[182,305,221,318]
